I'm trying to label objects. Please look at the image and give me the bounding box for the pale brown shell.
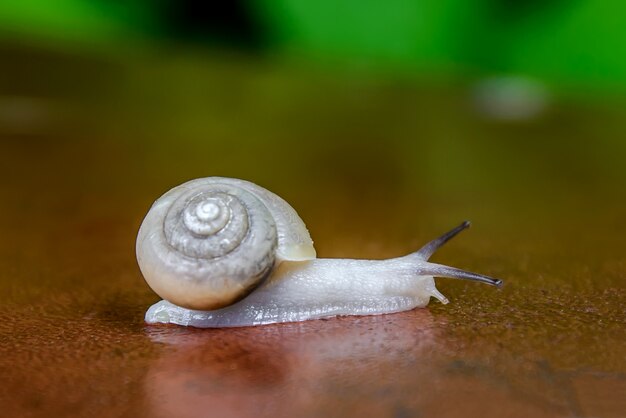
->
[136,177,316,310]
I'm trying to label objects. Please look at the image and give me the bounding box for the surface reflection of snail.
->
[144,311,440,418]
[136,177,503,327]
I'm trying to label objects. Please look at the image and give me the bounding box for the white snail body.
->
[137,177,503,328]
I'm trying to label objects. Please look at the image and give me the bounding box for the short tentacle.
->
[430,288,450,304]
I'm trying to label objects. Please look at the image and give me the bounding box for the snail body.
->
[137,177,503,328]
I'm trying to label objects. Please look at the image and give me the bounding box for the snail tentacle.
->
[414,221,471,260]
[414,262,503,288]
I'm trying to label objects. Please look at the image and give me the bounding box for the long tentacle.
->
[417,262,503,288]
[414,221,471,260]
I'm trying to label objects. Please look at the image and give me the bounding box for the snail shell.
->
[136,177,315,310]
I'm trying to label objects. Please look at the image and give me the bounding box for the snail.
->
[136,177,503,328]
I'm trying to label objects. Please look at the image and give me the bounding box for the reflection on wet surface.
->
[0,43,625,417]
[145,311,440,418]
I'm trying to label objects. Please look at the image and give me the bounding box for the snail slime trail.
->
[136,177,503,328]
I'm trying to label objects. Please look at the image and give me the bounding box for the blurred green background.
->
[2,0,626,90]
[1,0,625,235]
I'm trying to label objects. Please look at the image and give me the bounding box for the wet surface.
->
[0,43,625,417]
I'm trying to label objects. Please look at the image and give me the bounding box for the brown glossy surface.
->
[1,43,625,418]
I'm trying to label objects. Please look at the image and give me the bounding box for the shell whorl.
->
[136,177,316,310]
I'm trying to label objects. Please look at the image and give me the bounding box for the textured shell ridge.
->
[188,177,316,261]
[136,177,285,309]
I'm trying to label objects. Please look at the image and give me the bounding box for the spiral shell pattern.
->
[136,177,316,310]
